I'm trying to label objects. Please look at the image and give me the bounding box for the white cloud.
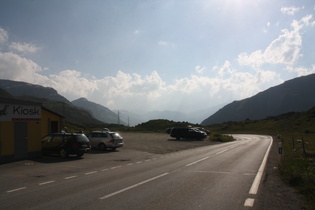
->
[238,15,313,69]
[0,50,281,112]
[158,41,175,48]
[285,65,315,76]
[0,27,8,45]
[195,65,206,74]
[9,42,40,54]
[0,13,313,115]
[281,6,303,15]
[0,52,46,83]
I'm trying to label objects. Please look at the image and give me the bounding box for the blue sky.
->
[0,0,314,116]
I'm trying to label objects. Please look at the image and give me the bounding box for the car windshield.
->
[76,134,90,143]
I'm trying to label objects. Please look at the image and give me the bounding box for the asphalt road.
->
[0,134,272,210]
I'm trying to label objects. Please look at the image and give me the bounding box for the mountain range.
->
[1,73,315,127]
[201,73,315,125]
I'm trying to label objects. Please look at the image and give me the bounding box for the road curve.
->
[0,134,272,210]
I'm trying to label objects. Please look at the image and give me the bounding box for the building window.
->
[51,121,59,133]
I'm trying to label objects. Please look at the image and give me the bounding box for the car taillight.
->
[72,143,79,148]
[107,139,115,143]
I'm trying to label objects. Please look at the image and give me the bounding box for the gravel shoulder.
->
[120,131,217,154]
[253,137,309,210]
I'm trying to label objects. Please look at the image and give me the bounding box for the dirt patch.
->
[120,132,217,154]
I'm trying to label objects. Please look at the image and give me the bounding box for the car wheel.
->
[77,152,84,157]
[99,143,106,151]
[59,149,68,158]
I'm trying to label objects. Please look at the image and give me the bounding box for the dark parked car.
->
[194,127,211,135]
[41,133,91,158]
[170,127,207,140]
[165,127,173,134]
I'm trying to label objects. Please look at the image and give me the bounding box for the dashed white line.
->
[85,171,98,175]
[39,180,55,185]
[110,166,122,170]
[244,198,255,207]
[216,149,229,155]
[6,187,26,193]
[65,176,77,179]
[185,156,209,167]
[99,172,169,200]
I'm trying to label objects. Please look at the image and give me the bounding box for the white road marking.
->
[249,136,273,195]
[99,173,169,200]
[216,149,229,155]
[185,156,209,167]
[65,176,77,179]
[39,180,55,185]
[244,198,255,207]
[85,171,98,175]
[6,187,26,193]
[101,168,109,171]
[110,166,122,169]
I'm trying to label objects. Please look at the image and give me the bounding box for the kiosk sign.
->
[0,104,41,121]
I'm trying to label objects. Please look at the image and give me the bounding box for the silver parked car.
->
[86,130,124,151]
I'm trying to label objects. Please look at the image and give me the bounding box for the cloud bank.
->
[0,15,315,114]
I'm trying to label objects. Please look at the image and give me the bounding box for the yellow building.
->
[0,98,63,163]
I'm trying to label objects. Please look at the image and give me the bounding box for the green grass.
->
[209,132,235,142]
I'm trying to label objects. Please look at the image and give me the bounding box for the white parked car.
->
[86,131,124,151]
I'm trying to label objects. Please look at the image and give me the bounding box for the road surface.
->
[0,134,272,209]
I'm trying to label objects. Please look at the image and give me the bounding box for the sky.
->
[0,0,315,116]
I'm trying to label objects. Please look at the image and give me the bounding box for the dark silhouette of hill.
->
[201,74,315,125]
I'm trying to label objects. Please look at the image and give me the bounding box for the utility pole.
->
[128,116,130,127]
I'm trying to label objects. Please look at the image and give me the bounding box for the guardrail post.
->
[279,141,282,155]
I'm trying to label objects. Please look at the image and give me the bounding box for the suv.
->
[86,131,124,151]
[41,133,91,158]
[170,127,207,140]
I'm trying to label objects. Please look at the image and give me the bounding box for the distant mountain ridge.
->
[201,74,315,125]
[0,79,69,103]
[72,98,124,124]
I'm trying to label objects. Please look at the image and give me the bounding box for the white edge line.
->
[7,187,26,193]
[99,173,169,200]
[249,136,273,194]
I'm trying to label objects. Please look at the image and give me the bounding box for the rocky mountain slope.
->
[201,74,315,125]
